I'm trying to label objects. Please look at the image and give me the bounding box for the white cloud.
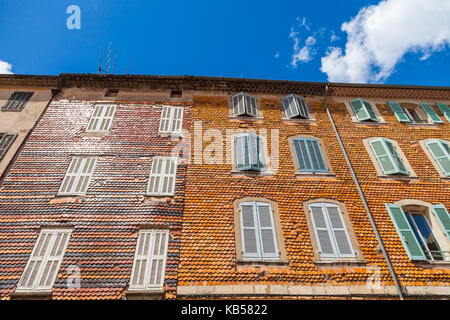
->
[289,18,318,68]
[0,60,13,74]
[275,51,280,59]
[320,0,450,83]
[330,32,340,42]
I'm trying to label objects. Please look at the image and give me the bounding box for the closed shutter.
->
[309,204,336,258]
[248,134,265,171]
[385,203,427,261]
[420,103,443,123]
[431,205,450,240]
[435,102,450,122]
[293,138,328,173]
[350,98,370,121]
[235,134,251,171]
[240,203,260,259]
[170,107,184,134]
[426,140,450,176]
[17,229,71,292]
[147,157,177,196]
[387,101,410,122]
[129,229,169,290]
[86,104,116,132]
[282,94,299,118]
[158,106,171,134]
[369,139,407,175]
[2,92,33,111]
[256,203,278,259]
[0,133,17,161]
[232,92,246,116]
[325,205,354,257]
[59,157,97,195]
[245,93,258,117]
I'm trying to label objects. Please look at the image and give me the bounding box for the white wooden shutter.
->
[129,229,169,290]
[58,157,97,195]
[235,134,251,170]
[240,203,261,259]
[16,229,71,292]
[282,94,299,118]
[309,204,336,258]
[147,157,177,196]
[245,93,258,117]
[232,92,246,116]
[86,104,116,132]
[249,134,261,171]
[324,205,354,258]
[256,203,279,259]
[297,96,310,119]
[159,106,183,134]
[170,107,184,134]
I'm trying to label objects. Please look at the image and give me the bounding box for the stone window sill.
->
[415,260,450,269]
[83,131,109,137]
[236,259,289,267]
[314,259,367,268]
[378,175,419,182]
[144,195,175,204]
[125,289,164,300]
[353,121,388,126]
[294,172,336,179]
[231,170,274,177]
[10,291,52,300]
[281,117,317,124]
[50,195,85,204]
[228,115,263,122]
[405,123,441,128]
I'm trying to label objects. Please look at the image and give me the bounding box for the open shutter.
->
[245,93,258,117]
[248,134,265,171]
[170,107,184,134]
[310,204,337,258]
[420,103,442,123]
[431,205,450,241]
[369,139,398,175]
[282,94,299,118]
[240,203,261,259]
[73,157,97,194]
[256,203,278,259]
[435,102,450,122]
[232,93,246,116]
[148,230,169,288]
[297,96,310,118]
[147,158,163,195]
[98,104,116,132]
[86,105,102,131]
[130,231,153,289]
[325,205,354,257]
[426,140,450,176]
[385,203,427,261]
[235,134,251,170]
[160,158,177,195]
[158,106,172,134]
[306,139,328,173]
[387,101,410,122]
[350,98,370,121]
[36,231,70,290]
[363,101,379,121]
[384,140,408,175]
[293,138,312,172]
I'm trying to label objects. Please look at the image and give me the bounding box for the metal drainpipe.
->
[323,83,404,300]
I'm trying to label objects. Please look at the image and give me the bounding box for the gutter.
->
[323,83,405,300]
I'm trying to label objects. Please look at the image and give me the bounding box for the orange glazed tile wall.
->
[0,99,191,300]
[178,95,397,294]
[327,98,450,287]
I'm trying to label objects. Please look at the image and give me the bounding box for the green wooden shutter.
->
[385,203,427,261]
[419,103,443,123]
[387,101,410,122]
[363,101,379,121]
[369,139,397,174]
[431,205,450,240]
[426,140,450,176]
[350,98,370,121]
[384,140,409,175]
[435,102,450,122]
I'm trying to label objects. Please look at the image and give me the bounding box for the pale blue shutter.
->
[245,93,258,117]
[235,134,251,170]
[385,203,427,261]
[248,134,265,171]
[419,103,442,123]
[384,140,409,175]
[350,98,370,121]
[282,94,299,118]
[431,205,450,241]
[370,139,408,175]
[435,102,450,122]
[426,140,450,176]
[293,138,328,173]
[387,101,410,122]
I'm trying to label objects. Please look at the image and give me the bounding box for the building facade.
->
[0,74,449,299]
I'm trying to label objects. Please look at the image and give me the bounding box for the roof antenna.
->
[98,46,103,74]
[112,46,118,75]
[106,42,112,74]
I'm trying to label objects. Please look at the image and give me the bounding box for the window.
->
[146,157,177,196]
[369,138,409,175]
[170,89,182,98]
[308,202,355,259]
[388,101,442,124]
[0,133,17,161]
[239,201,279,260]
[436,102,450,122]
[105,89,119,97]
[386,203,450,261]
[16,229,71,292]
[349,98,379,122]
[158,106,184,135]
[2,92,33,111]
[425,139,450,177]
[282,94,309,119]
[58,156,97,196]
[231,92,258,117]
[86,104,116,132]
[129,229,169,291]
[291,137,328,174]
[235,133,266,172]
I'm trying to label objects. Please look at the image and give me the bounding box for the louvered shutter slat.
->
[235,135,251,171]
[431,205,450,240]
[387,101,410,122]
[385,203,427,261]
[256,204,278,258]
[241,204,259,258]
[310,205,335,257]
[385,140,408,175]
[426,140,450,176]
[326,206,354,257]
[350,98,370,121]
[282,95,298,118]
[369,139,397,174]
[435,102,450,122]
[297,96,309,119]
[420,103,442,123]
[59,157,97,195]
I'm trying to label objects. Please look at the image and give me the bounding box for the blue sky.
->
[0,0,449,85]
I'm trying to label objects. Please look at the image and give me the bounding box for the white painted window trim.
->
[158,106,184,135]
[129,229,169,291]
[85,104,117,133]
[58,156,98,196]
[146,157,178,196]
[16,229,72,293]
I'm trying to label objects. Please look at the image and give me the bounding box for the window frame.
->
[2,91,34,112]
[230,132,272,176]
[345,98,386,124]
[57,156,98,196]
[281,94,311,120]
[85,103,117,133]
[229,92,261,119]
[288,135,333,176]
[146,156,178,197]
[0,133,18,162]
